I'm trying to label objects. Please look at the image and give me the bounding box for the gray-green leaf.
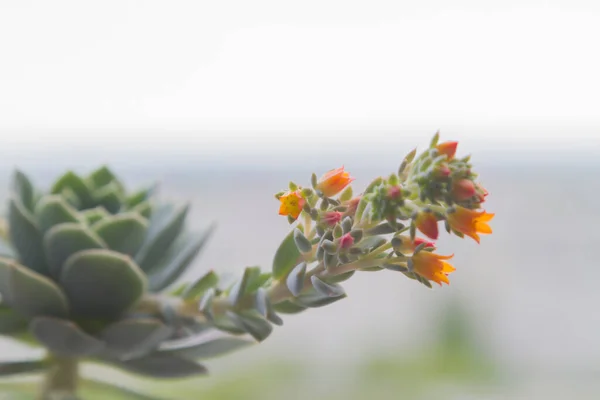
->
[30,317,105,357]
[61,249,147,318]
[0,258,68,318]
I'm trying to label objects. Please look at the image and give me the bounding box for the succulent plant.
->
[0,166,223,398]
[0,133,495,400]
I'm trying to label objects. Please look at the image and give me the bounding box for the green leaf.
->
[225,311,272,342]
[12,170,36,211]
[198,289,215,321]
[0,360,47,377]
[272,230,301,280]
[0,305,28,334]
[92,181,124,213]
[92,213,148,256]
[310,275,346,297]
[61,249,147,318]
[135,204,190,271]
[246,271,272,294]
[0,258,69,318]
[161,334,254,360]
[272,300,307,314]
[51,171,95,209]
[182,270,219,300]
[132,201,152,219]
[293,228,312,253]
[100,318,173,360]
[293,288,347,308]
[227,267,254,308]
[110,353,208,378]
[87,166,122,191]
[43,223,106,278]
[286,262,306,297]
[30,317,105,357]
[322,270,355,284]
[147,225,215,292]
[125,185,157,209]
[8,197,48,275]
[34,195,81,233]
[81,206,110,226]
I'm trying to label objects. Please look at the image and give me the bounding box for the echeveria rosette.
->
[0,166,223,398]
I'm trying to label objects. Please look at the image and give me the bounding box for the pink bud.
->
[322,211,343,227]
[339,233,355,249]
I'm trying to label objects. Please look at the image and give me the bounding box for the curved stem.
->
[40,355,79,400]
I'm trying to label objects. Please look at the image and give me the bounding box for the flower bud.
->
[387,185,402,200]
[415,211,439,240]
[321,211,343,227]
[452,179,476,201]
[316,166,355,198]
[436,141,458,160]
[339,232,355,249]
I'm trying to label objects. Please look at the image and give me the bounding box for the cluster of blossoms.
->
[276,133,494,287]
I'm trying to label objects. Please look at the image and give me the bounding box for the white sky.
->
[0,0,599,155]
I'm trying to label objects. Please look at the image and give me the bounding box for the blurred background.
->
[1,0,599,399]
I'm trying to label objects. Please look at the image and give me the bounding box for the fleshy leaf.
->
[92,213,148,256]
[92,181,124,214]
[293,288,347,308]
[81,206,110,226]
[12,170,36,211]
[30,317,105,357]
[181,270,219,300]
[147,225,214,292]
[225,311,273,342]
[0,258,68,318]
[9,197,48,275]
[135,204,189,271]
[0,360,47,377]
[87,166,122,190]
[272,300,307,314]
[34,195,81,233]
[161,334,254,360]
[100,318,173,360]
[110,353,208,378]
[51,171,95,209]
[125,185,157,209]
[61,249,147,318]
[0,305,28,334]
[44,223,106,278]
[310,275,346,298]
[272,230,301,280]
[286,262,306,297]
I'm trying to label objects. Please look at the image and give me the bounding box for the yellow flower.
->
[412,251,455,286]
[278,190,306,220]
[316,166,355,197]
[447,206,494,243]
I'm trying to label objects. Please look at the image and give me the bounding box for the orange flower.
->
[415,212,439,240]
[447,206,494,243]
[412,251,455,286]
[278,190,306,220]
[436,141,458,160]
[452,179,476,201]
[316,166,355,197]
